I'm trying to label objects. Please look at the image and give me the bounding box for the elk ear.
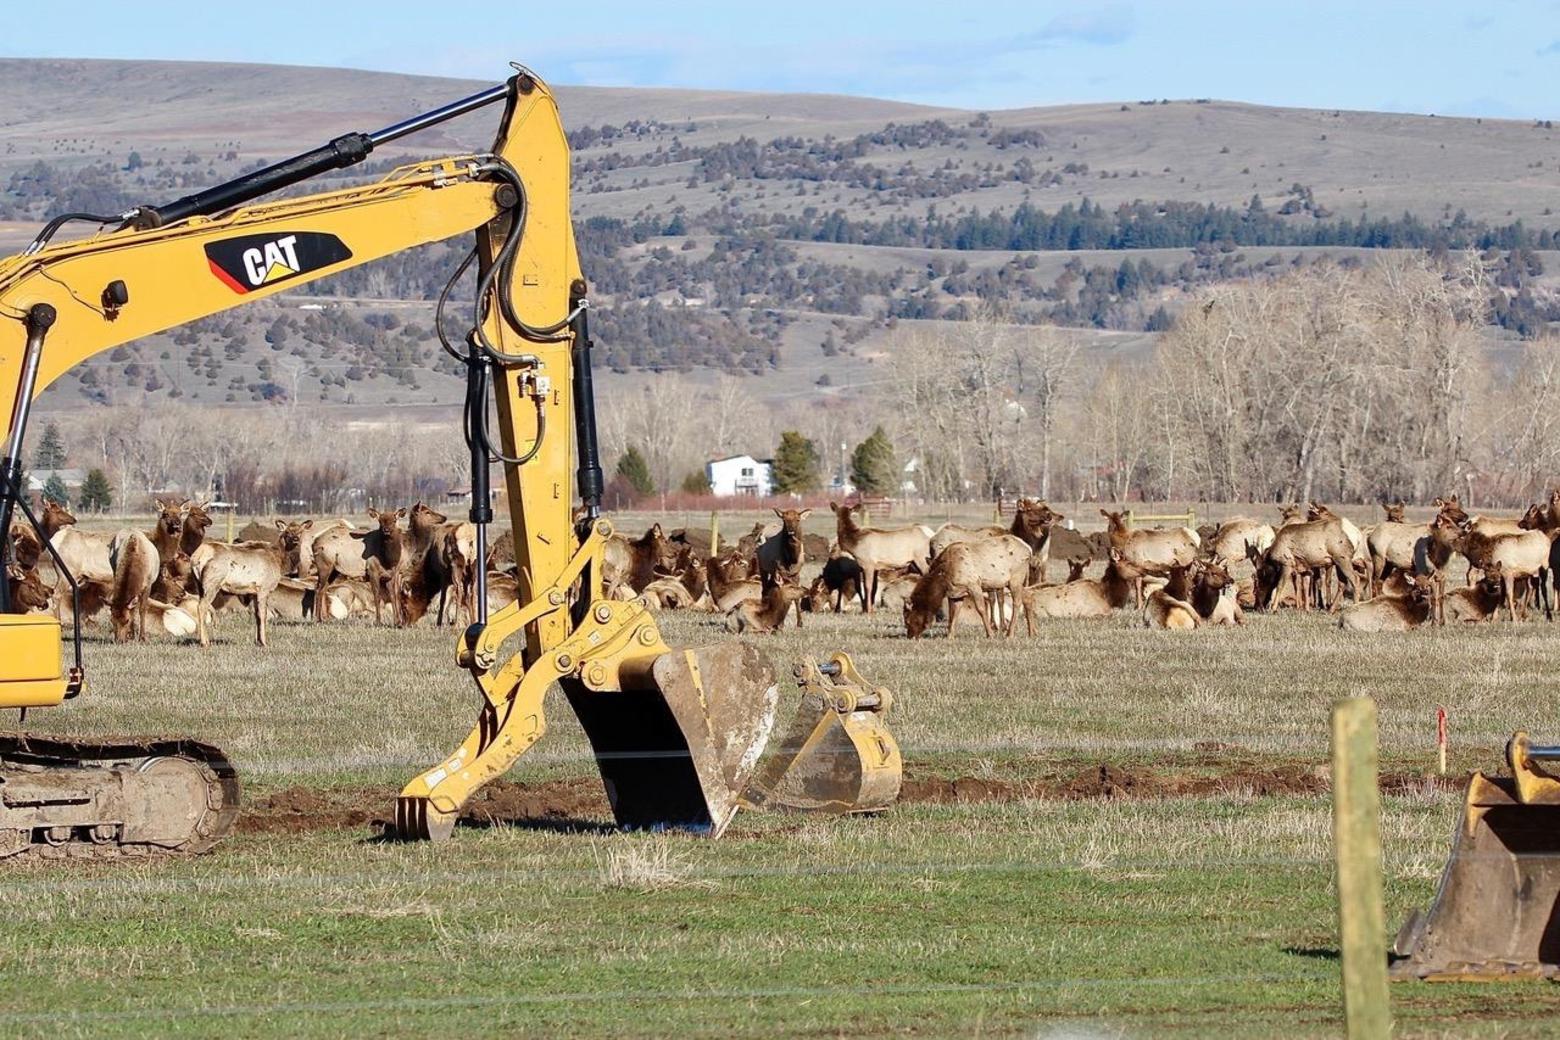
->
[274,519,287,531]
[773,508,785,520]
[366,508,379,520]
[393,507,405,518]
[301,520,313,530]
[650,523,663,536]
[798,508,812,521]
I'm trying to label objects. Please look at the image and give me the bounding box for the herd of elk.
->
[13,487,1560,649]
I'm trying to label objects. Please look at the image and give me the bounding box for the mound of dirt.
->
[239,778,612,835]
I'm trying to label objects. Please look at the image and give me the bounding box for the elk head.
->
[154,498,187,541]
[42,498,77,531]
[1383,502,1407,524]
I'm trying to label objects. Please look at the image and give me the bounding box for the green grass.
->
[8,606,1560,1037]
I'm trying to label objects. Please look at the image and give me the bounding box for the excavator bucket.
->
[562,642,779,836]
[742,653,902,814]
[1393,733,1560,980]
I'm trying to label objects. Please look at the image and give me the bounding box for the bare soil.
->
[239,762,1464,835]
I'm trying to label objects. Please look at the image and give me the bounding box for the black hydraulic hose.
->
[24,211,128,255]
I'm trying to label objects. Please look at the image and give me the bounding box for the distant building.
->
[26,468,85,495]
[705,455,773,497]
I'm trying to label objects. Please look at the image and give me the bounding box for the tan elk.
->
[1259,510,1359,611]
[310,516,380,621]
[830,501,933,613]
[108,529,159,642]
[705,551,763,613]
[603,523,681,597]
[1339,573,1436,632]
[192,540,289,647]
[1209,517,1275,567]
[1100,509,1199,609]
[725,582,807,635]
[903,535,1032,639]
[931,499,1059,582]
[1445,516,1554,622]
[1143,588,1199,630]
[1022,558,1134,620]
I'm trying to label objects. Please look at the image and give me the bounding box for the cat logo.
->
[204,231,353,294]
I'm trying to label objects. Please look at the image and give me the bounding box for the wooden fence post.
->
[708,511,720,556]
[1331,697,1392,1039]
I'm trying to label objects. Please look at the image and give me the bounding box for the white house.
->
[705,455,773,497]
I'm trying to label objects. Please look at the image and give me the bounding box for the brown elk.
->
[726,581,807,635]
[830,501,933,614]
[1100,509,1199,609]
[603,523,681,597]
[192,539,289,647]
[705,551,762,613]
[1444,516,1553,622]
[932,499,1059,582]
[904,535,1032,639]
[4,564,51,614]
[1444,565,1507,624]
[640,573,695,611]
[1190,560,1243,626]
[109,529,159,642]
[180,499,213,556]
[1383,503,1408,524]
[757,508,810,629]
[149,498,187,562]
[1339,573,1436,632]
[1208,518,1275,566]
[352,508,405,625]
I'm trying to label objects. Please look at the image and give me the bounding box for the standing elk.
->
[1100,509,1200,609]
[903,535,1032,639]
[830,501,933,614]
[757,508,809,628]
[191,540,289,647]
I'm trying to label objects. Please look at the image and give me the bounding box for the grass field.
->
[5,597,1560,1037]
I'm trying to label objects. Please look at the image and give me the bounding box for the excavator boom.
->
[0,67,896,854]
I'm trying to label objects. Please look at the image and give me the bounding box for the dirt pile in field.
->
[239,778,611,835]
[897,762,1456,806]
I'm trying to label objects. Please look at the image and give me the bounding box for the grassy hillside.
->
[1,58,1556,417]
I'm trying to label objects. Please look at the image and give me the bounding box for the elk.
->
[149,498,187,563]
[1259,510,1359,612]
[1444,565,1506,624]
[47,503,114,610]
[1339,573,1436,632]
[1100,509,1199,609]
[603,523,681,597]
[192,540,289,647]
[180,499,213,556]
[726,582,807,635]
[1022,559,1133,620]
[1190,560,1243,626]
[639,573,695,611]
[932,499,1059,581]
[1368,514,1430,596]
[705,551,763,613]
[4,564,52,614]
[351,508,405,625]
[830,501,933,613]
[310,515,379,621]
[757,508,810,629]
[1446,517,1554,622]
[903,535,1032,639]
[108,529,160,643]
[1383,503,1408,524]
[1209,518,1275,566]
[1144,588,1199,630]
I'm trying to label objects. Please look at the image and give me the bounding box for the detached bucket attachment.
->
[742,653,902,814]
[562,641,779,837]
[1392,732,1560,980]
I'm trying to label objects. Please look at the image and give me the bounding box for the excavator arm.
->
[0,68,894,853]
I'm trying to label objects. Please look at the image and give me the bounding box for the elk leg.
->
[1506,573,1519,623]
[137,593,148,642]
[255,593,268,646]
[861,567,875,614]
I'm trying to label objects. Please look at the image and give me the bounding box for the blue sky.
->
[4,1,1558,117]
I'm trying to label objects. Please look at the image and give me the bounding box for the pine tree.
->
[680,471,710,495]
[78,468,112,513]
[33,421,66,470]
[616,447,655,497]
[851,426,899,496]
[41,474,69,507]
[771,431,820,494]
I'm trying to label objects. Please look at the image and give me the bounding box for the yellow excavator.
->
[0,66,900,858]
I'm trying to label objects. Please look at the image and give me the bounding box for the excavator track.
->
[0,733,239,861]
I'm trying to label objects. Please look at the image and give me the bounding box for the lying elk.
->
[726,581,807,635]
[1022,558,1133,620]
[1339,572,1436,632]
[603,523,681,597]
